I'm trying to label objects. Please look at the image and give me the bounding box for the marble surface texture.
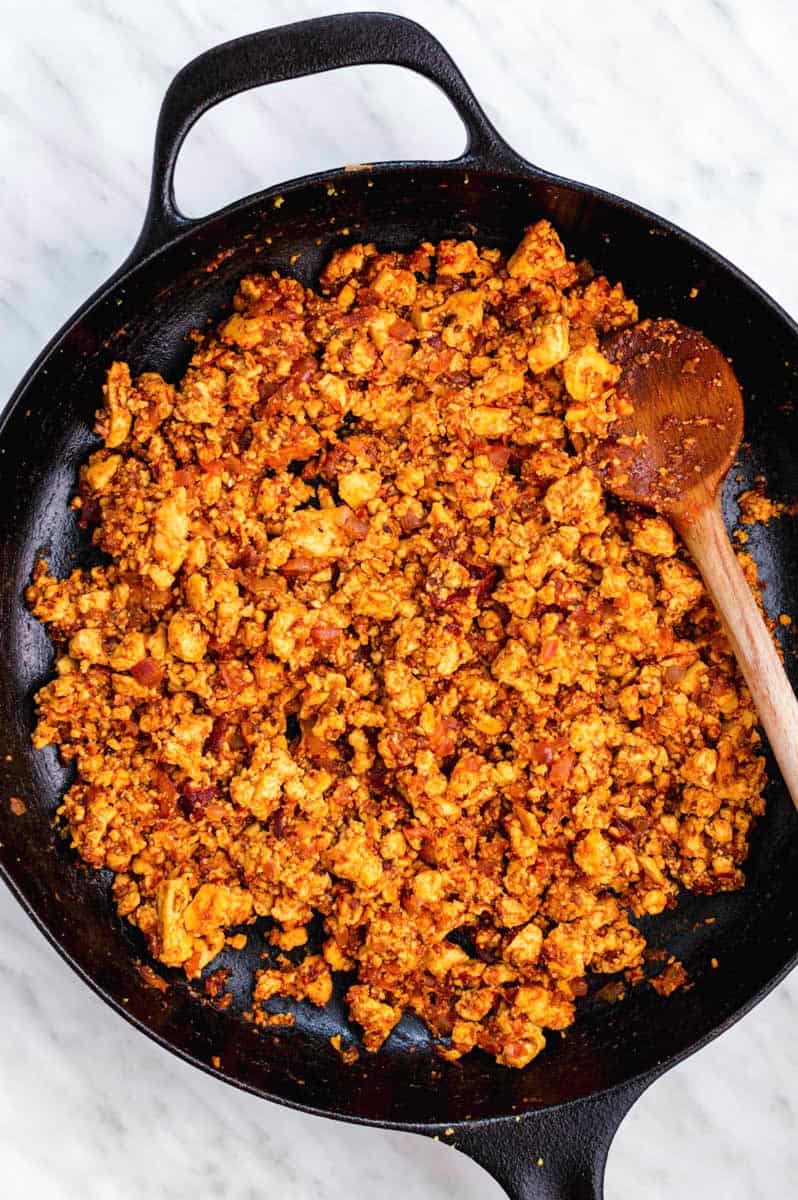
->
[1,0,798,1196]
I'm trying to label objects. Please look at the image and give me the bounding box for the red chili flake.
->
[268,303,303,322]
[445,588,471,607]
[310,621,341,647]
[205,715,229,757]
[616,815,640,840]
[540,636,560,663]
[232,547,258,570]
[258,379,282,403]
[622,814,648,837]
[485,443,511,469]
[293,356,316,384]
[388,318,414,341]
[130,658,164,688]
[178,785,218,819]
[427,716,459,757]
[570,604,589,629]
[367,762,390,797]
[279,363,316,403]
[475,565,499,605]
[549,751,576,787]
[458,561,499,604]
[531,741,555,766]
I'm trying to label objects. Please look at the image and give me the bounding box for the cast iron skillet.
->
[2,13,798,1198]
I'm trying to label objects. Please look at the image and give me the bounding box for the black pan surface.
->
[1,14,797,1199]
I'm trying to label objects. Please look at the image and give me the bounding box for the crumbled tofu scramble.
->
[28,221,766,1069]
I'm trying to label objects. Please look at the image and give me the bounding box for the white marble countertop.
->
[2,1,797,1196]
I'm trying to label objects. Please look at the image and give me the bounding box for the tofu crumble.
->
[28,221,765,1067]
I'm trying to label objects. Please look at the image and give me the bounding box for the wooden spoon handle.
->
[678,500,798,809]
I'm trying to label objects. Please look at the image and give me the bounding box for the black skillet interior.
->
[1,11,798,1197]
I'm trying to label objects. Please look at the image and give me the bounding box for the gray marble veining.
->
[1,0,797,1196]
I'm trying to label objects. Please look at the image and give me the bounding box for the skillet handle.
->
[131,11,530,261]
[445,1079,652,1199]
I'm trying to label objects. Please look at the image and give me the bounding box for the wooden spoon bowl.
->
[590,317,798,805]
[592,318,743,518]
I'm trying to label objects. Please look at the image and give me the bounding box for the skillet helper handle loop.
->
[677,498,798,807]
[449,1083,649,1200]
[132,11,527,261]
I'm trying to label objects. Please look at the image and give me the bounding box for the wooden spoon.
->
[590,317,798,806]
